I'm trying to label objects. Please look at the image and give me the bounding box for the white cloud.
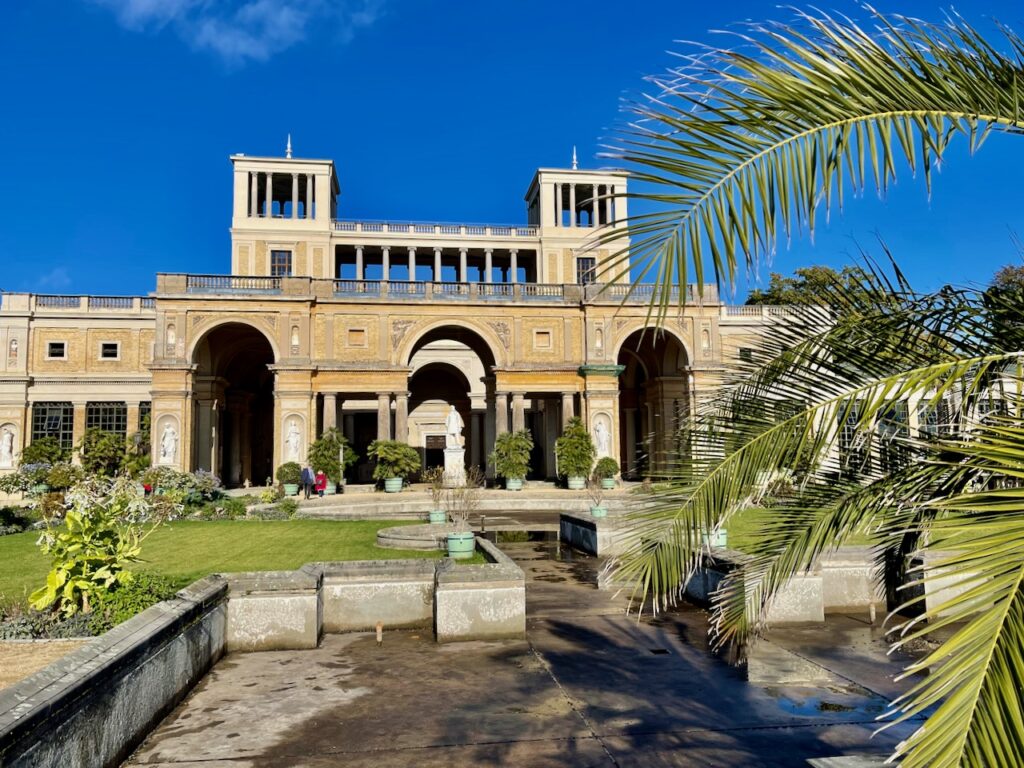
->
[90,0,383,65]
[38,267,72,290]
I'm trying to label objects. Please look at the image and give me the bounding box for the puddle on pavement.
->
[765,687,885,718]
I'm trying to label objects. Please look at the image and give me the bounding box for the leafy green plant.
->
[30,476,169,616]
[555,418,595,478]
[367,440,420,481]
[275,462,302,485]
[87,571,179,634]
[46,462,83,490]
[276,497,299,518]
[307,428,356,484]
[490,430,533,481]
[593,457,619,480]
[20,437,66,466]
[78,429,126,477]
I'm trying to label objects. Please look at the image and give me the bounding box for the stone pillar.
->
[71,402,87,466]
[544,399,559,477]
[555,183,562,227]
[377,394,392,440]
[606,184,614,224]
[323,393,337,432]
[484,404,496,478]
[568,184,576,227]
[305,174,313,219]
[382,247,390,281]
[126,403,141,435]
[510,250,518,283]
[484,249,493,283]
[470,412,483,468]
[434,248,442,281]
[459,248,468,282]
[355,246,364,280]
[561,392,575,426]
[495,392,509,436]
[624,407,637,476]
[394,392,409,442]
[239,403,252,486]
[265,172,273,217]
[291,173,298,219]
[511,393,525,433]
[250,172,258,218]
[592,184,600,226]
[408,247,417,281]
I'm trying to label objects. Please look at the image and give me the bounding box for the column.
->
[555,183,562,227]
[592,184,600,227]
[561,392,575,426]
[249,172,258,218]
[382,247,390,281]
[470,412,483,468]
[568,184,577,227]
[511,394,525,433]
[71,402,87,466]
[343,413,355,444]
[265,172,273,216]
[355,246,364,280]
[484,249,493,283]
[624,407,637,476]
[305,174,313,219]
[394,392,409,442]
[544,399,559,477]
[606,184,614,224]
[377,394,392,441]
[459,248,468,283]
[408,247,417,281]
[291,173,298,219]
[323,393,337,432]
[484,402,496,478]
[434,248,442,282]
[495,392,509,435]
[510,250,518,283]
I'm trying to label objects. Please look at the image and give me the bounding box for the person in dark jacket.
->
[301,465,314,499]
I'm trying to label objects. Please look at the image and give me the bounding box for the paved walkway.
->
[125,544,914,767]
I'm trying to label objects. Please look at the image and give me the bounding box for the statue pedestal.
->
[444,447,466,487]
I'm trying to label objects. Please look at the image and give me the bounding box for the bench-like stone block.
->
[434,538,526,643]
[320,560,435,632]
[226,566,322,652]
[559,511,632,557]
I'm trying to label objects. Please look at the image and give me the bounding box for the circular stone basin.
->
[377,523,462,550]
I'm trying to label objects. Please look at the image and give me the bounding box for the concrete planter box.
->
[226,566,323,652]
[434,538,526,643]
[319,560,435,632]
[560,511,631,557]
[820,547,882,612]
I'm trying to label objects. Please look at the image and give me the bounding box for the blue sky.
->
[3,1,1024,299]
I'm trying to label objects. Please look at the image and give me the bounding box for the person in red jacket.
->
[314,470,327,497]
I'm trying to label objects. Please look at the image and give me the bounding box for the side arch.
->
[610,320,693,366]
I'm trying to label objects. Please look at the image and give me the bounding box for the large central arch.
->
[191,321,276,485]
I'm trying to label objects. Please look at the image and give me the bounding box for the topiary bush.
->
[491,430,533,481]
[367,440,421,481]
[275,461,302,486]
[593,457,620,480]
[555,417,596,479]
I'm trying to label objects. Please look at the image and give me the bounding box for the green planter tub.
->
[384,477,403,493]
[701,530,728,548]
[325,481,337,495]
[429,509,447,524]
[29,483,50,496]
[505,478,524,491]
[283,483,299,496]
[600,478,615,490]
[590,506,607,518]
[447,531,476,560]
[566,476,586,491]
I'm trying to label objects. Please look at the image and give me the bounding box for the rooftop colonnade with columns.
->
[0,144,781,487]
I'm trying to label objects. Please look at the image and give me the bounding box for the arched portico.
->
[616,327,691,478]
[191,321,277,485]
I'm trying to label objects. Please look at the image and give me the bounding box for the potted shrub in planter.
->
[368,440,420,493]
[444,466,483,559]
[423,467,447,523]
[593,457,619,490]
[490,430,533,491]
[307,428,355,495]
[586,478,607,518]
[555,417,595,490]
[276,462,302,496]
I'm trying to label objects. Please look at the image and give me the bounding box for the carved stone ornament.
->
[487,321,511,349]
[391,319,415,348]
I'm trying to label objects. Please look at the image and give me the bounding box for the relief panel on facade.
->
[333,315,379,362]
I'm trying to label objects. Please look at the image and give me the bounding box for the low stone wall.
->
[434,538,527,643]
[225,566,323,652]
[0,576,227,768]
[320,559,435,632]
[559,511,632,557]
[820,547,882,613]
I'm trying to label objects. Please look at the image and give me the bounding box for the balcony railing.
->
[332,220,539,238]
[185,275,282,295]
[37,295,82,309]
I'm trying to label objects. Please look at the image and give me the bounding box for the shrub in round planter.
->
[555,417,595,490]
[593,457,619,490]
[490,430,533,490]
[368,440,420,492]
[275,462,302,496]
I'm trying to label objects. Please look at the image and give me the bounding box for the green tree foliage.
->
[78,429,126,477]
[555,417,596,478]
[20,437,66,466]
[307,428,356,484]
[490,430,533,480]
[746,266,867,307]
[367,440,420,481]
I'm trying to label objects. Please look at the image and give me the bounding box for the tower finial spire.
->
[571,145,578,170]
[285,134,293,159]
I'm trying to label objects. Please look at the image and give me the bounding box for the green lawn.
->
[726,507,874,553]
[0,520,439,606]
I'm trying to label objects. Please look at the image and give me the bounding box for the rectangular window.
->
[878,401,909,473]
[86,402,128,436]
[738,347,754,363]
[576,257,596,285]
[46,341,66,359]
[838,400,869,479]
[918,397,952,439]
[139,402,152,432]
[31,402,74,450]
[100,342,120,360]
[270,250,293,277]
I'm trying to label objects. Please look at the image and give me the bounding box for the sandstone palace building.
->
[0,148,779,485]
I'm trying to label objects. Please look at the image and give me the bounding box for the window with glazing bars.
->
[86,402,128,436]
[139,402,152,431]
[878,401,910,473]
[918,397,952,439]
[838,401,869,478]
[270,250,292,277]
[31,402,74,450]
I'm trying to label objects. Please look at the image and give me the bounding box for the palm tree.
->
[602,9,1024,767]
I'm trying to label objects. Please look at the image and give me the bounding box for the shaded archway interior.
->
[192,323,276,485]
[617,329,690,479]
